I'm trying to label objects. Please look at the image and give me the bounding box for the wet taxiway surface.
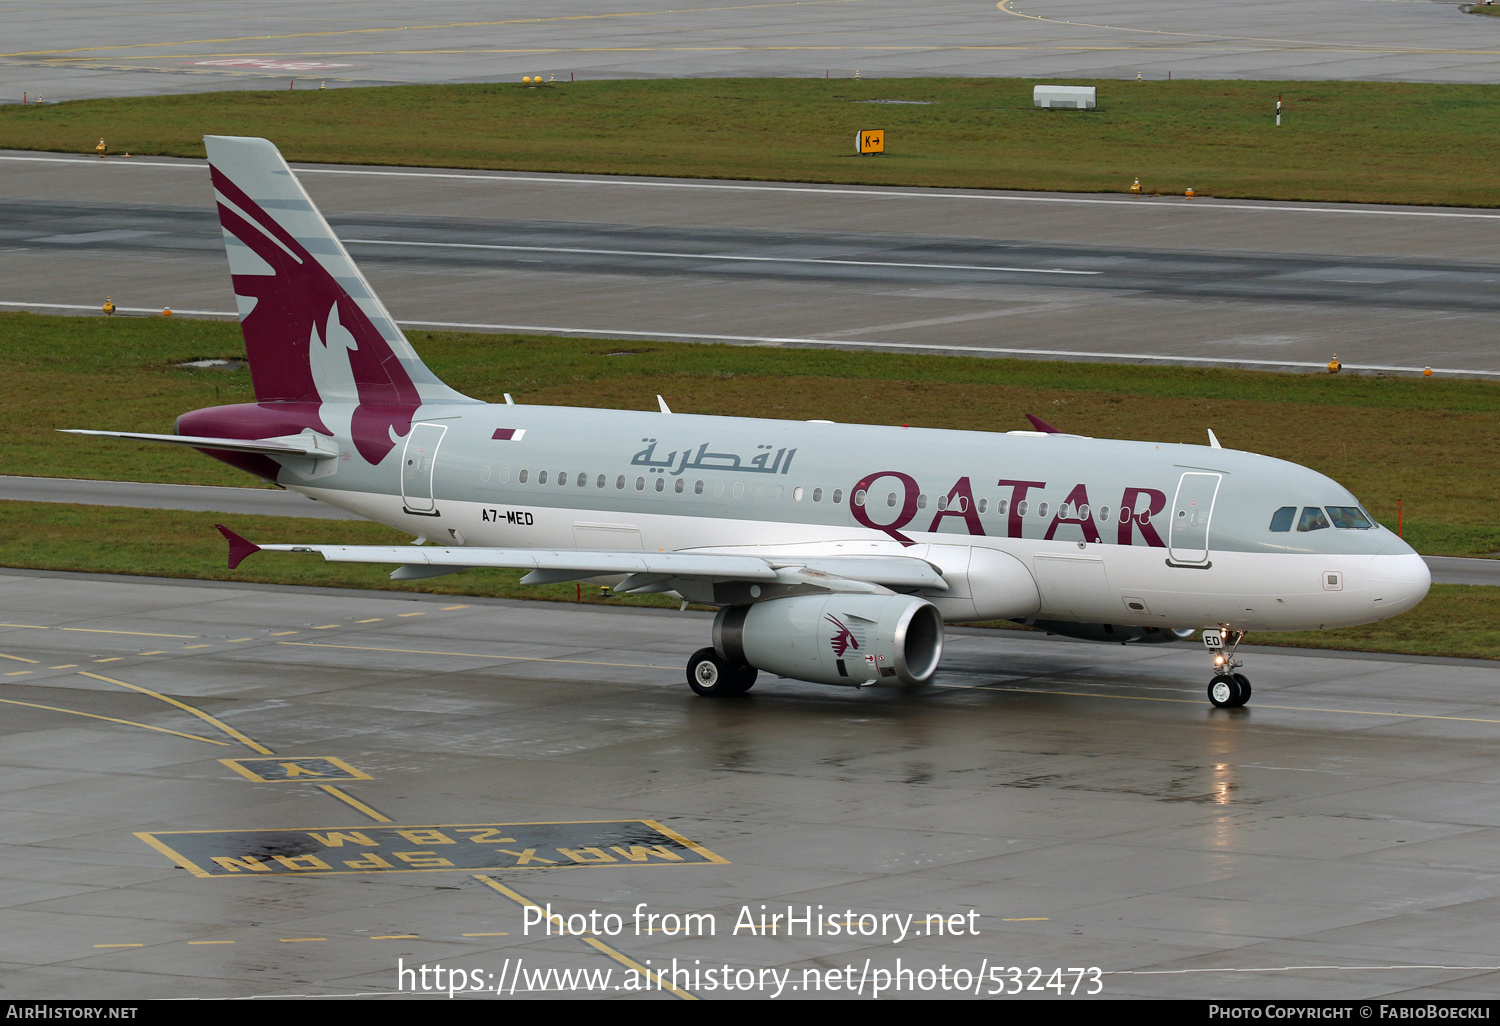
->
[2,568,1498,999]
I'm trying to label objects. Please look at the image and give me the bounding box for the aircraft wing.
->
[60,430,337,460]
[215,526,948,595]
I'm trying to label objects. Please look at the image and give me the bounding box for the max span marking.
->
[136,820,727,877]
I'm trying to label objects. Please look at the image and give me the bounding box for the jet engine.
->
[714,593,943,687]
[1016,619,1197,644]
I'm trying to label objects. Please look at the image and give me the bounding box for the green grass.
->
[6,78,1500,205]
[7,312,1496,558]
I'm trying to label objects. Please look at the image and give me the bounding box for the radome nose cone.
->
[1371,553,1431,615]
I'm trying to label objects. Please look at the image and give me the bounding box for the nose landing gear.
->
[1203,627,1251,708]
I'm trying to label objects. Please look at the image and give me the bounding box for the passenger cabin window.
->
[1297,507,1330,532]
[1269,506,1296,532]
[1326,506,1374,529]
[832,489,843,504]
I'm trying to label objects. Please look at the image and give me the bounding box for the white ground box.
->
[1033,85,1096,109]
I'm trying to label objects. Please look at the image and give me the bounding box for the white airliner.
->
[67,136,1431,708]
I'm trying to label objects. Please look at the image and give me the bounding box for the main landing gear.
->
[1204,627,1252,709]
[686,647,758,697]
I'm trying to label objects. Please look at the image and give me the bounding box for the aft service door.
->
[1168,472,1221,566]
[401,423,447,515]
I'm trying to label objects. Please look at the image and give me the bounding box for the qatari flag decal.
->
[492,428,526,441]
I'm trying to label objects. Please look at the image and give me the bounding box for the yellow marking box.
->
[137,820,727,877]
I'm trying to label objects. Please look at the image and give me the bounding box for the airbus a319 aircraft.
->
[68,136,1431,708]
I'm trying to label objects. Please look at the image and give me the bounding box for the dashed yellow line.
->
[441,605,469,611]
[188,940,235,945]
[279,937,327,943]
[49,664,78,669]
[0,652,39,663]
[372,935,419,940]
[4,671,32,677]
[62,628,198,638]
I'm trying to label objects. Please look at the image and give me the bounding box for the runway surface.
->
[5,151,1500,376]
[3,0,1499,105]
[2,567,1498,999]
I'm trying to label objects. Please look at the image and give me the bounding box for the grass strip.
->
[6,78,1500,206]
[2,503,1492,660]
[6,312,1496,558]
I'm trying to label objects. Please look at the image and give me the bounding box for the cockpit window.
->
[1297,507,1331,532]
[1269,506,1296,532]
[1326,506,1374,529]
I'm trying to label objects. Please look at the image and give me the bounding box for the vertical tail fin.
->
[204,135,470,464]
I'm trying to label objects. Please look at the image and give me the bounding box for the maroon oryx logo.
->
[826,614,859,657]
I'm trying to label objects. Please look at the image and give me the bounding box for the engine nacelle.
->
[714,594,944,687]
[1017,619,1197,644]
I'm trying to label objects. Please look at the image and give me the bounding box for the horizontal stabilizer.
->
[215,524,261,570]
[61,429,337,460]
